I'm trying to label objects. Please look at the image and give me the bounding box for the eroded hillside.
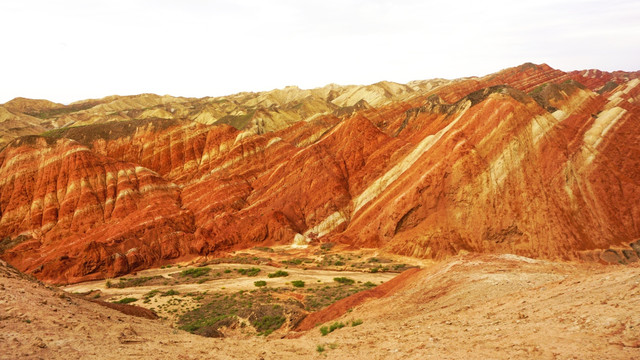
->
[1,63,639,283]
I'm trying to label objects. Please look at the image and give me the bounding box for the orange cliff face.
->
[1,63,639,283]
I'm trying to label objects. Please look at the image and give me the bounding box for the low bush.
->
[180,267,211,278]
[254,280,267,287]
[291,280,305,288]
[253,315,285,335]
[267,270,289,278]
[113,297,137,304]
[237,267,261,276]
[333,277,355,285]
[161,289,179,296]
[320,321,345,336]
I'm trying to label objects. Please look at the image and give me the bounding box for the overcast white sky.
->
[1,0,638,104]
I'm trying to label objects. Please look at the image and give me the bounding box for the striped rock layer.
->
[1,63,639,283]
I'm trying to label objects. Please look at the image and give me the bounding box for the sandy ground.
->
[2,254,639,359]
[63,264,398,297]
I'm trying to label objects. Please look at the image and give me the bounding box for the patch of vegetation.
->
[529,83,548,96]
[113,297,138,304]
[304,281,377,312]
[333,277,355,285]
[267,270,289,278]
[27,101,100,120]
[291,280,305,288]
[180,267,211,278]
[106,276,163,288]
[236,267,261,276]
[393,263,409,271]
[214,109,256,130]
[253,315,286,336]
[320,242,335,251]
[144,289,160,299]
[320,321,345,336]
[178,290,298,337]
[281,258,303,265]
[316,345,325,353]
[351,319,363,326]
[161,289,180,296]
[598,81,619,94]
[253,246,274,253]
[39,118,183,145]
[254,280,267,287]
[0,234,31,253]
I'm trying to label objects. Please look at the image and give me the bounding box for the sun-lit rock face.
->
[1,63,639,283]
[0,137,196,283]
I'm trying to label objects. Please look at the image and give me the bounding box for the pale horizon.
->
[1,0,639,105]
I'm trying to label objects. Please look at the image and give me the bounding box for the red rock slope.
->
[1,63,639,283]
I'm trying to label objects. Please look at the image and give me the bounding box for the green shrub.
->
[329,321,345,332]
[320,321,346,336]
[351,319,363,326]
[281,258,303,265]
[267,270,289,278]
[291,280,305,288]
[253,315,285,335]
[237,267,261,276]
[181,267,211,278]
[113,297,137,304]
[316,345,325,353]
[161,289,180,296]
[144,290,160,298]
[254,280,267,287]
[370,267,379,273]
[333,277,355,285]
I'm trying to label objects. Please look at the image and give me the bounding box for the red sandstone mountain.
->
[1,63,639,284]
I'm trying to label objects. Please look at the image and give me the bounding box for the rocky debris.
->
[117,326,146,344]
[597,239,640,265]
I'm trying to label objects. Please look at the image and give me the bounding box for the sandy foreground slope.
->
[1,254,639,360]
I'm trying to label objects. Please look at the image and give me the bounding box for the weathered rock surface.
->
[1,63,639,283]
